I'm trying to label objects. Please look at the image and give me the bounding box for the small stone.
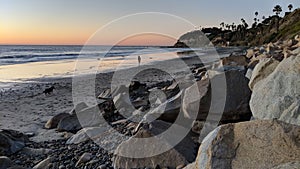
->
[75,153,93,167]
[58,165,66,169]
[97,164,107,169]
[32,157,53,169]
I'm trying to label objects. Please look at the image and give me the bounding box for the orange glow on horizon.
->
[0,25,176,46]
[117,33,176,46]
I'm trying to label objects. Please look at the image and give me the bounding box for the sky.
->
[1,0,300,45]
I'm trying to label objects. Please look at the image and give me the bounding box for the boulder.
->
[98,89,112,100]
[0,130,29,156]
[67,126,126,152]
[44,113,70,129]
[195,120,300,169]
[245,69,253,80]
[248,58,280,90]
[246,49,254,59]
[220,55,249,67]
[247,59,259,69]
[56,115,81,133]
[0,156,12,169]
[250,55,300,126]
[57,105,106,133]
[113,120,197,169]
[70,102,89,115]
[272,161,300,169]
[183,70,252,123]
[292,47,300,55]
[145,90,183,123]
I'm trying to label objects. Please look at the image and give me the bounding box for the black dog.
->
[43,86,55,95]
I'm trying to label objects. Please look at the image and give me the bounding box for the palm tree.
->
[273,5,282,16]
[254,11,259,25]
[241,18,249,29]
[273,5,282,32]
[220,22,225,30]
[288,4,293,12]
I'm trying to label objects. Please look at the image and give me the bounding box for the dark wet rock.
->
[183,70,252,124]
[0,156,12,169]
[0,130,29,156]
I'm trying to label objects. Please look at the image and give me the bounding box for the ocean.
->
[0,45,195,66]
[0,45,241,83]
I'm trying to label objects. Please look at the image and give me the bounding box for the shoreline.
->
[0,51,218,142]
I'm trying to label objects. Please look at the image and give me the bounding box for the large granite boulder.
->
[0,130,29,156]
[113,120,197,169]
[57,105,106,133]
[250,55,300,126]
[44,113,70,129]
[248,58,280,90]
[183,70,252,123]
[194,120,300,169]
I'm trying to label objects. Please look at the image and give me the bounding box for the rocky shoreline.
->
[0,36,300,169]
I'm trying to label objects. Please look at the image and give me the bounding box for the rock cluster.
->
[1,36,299,169]
[184,35,300,169]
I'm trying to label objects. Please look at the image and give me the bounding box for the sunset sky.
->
[1,0,300,45]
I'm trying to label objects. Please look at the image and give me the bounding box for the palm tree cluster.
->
[218,4,295,33]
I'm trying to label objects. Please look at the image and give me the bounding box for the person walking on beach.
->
[138,55,141,66]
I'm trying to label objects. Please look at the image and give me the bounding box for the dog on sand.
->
[43,86,55,95]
